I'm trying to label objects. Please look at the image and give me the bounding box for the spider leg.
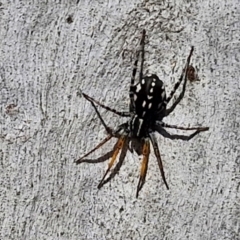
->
[136,138,150,198]
[165,47,194,117]
[149,132,169,190]
[76,96,128,164]
[155,124,207,141]
[86,97,128,138]
[76,139,121,164]
[76,149,115,164]
[154,121,209,140]
[82,92,130,117]
[160,122,209,132]
[89,100,113,135]
[129,29,146,112]
[75,134,113,164]
[98,136,127,189]
[165,125,209,131]
[139,29,146,81]
[98,137,129,188]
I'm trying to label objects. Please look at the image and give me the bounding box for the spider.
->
[76,29,209,198]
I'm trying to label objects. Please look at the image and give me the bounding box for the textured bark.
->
[0,0,239,239]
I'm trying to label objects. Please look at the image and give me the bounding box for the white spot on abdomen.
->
[147,95,153,99]
[136,84,141,93]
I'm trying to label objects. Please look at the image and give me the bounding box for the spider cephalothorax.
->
[76,30,209,198]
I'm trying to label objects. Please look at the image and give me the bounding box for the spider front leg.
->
[165,47,194,117]
[129,29,146,112]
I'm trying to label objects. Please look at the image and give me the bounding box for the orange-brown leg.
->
[75,134,112,164]
[136,139,150,198]
[98,136,126,189]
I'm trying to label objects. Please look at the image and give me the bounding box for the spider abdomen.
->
[130,74,167,137]
[133,74,167,120]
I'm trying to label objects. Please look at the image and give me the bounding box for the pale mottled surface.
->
[0,0,239,239]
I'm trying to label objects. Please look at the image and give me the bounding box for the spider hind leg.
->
[75,134,113,164]
[149,133,169,190]
[136,139,150,198]
[98,136,127,189]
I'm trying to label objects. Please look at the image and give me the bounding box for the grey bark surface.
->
[0,1,239,240]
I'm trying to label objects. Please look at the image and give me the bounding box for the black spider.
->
[76,30,209,198]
